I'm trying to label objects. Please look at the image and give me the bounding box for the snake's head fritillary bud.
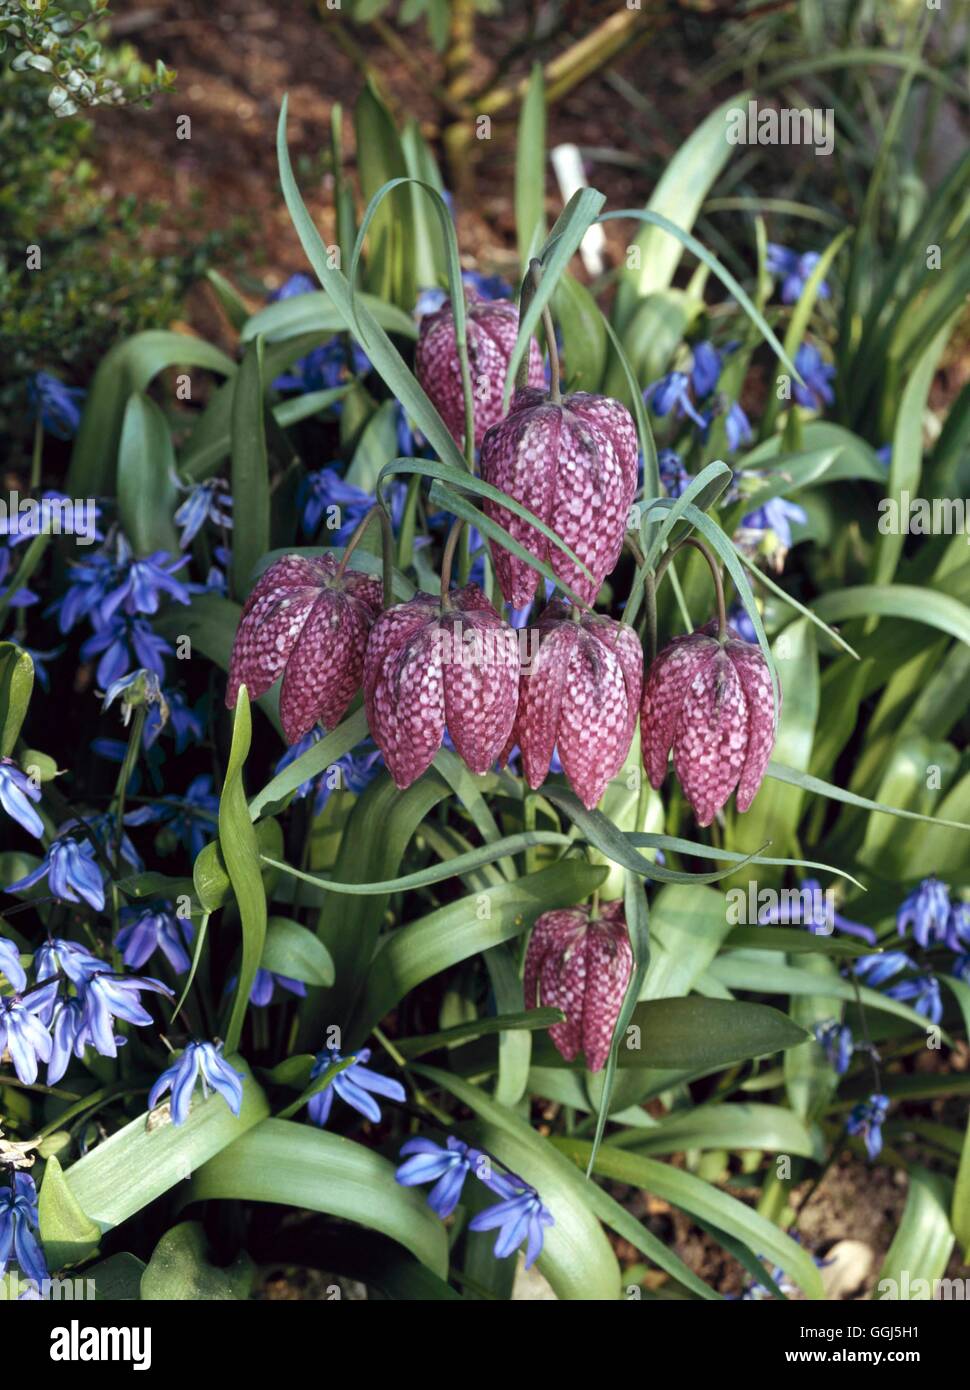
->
[363,584,519,788]
[641,619,778,826]
[523,901,632,1073]
[509,601,643,810]
[226,553,382,745]
[415,291,544,451]
[479,387,638,607]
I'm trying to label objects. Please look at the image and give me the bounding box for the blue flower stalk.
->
[395,1137,483,1218]
[846,1093,890,1161]
[305,1046,406,1128]
[468,1171,555,1269]
[149,1042,245,1125]
[0,1173,48,1286]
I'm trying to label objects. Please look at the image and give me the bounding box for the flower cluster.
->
[0,933,172,1085]
[396,1136,554,1269]
[0,1172,47,1288]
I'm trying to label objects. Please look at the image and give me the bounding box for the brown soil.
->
[94,0,721,301]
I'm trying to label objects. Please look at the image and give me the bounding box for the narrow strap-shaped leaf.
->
[220,688,267,1052]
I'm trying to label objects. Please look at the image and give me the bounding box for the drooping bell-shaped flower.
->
[415,291,544,450]
[523,900,632,1073]
[226,553,382,744]
[508,601,642,810]
[479,387,638,607]
[641,619,777,827]
[364,584,518,788]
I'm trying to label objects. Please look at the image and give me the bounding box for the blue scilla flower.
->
[0,937,27,991]
[658,449,691,499]
[48,550,121,633]
[644,371,707,429]
[467,1170,555,1269]
[35,936,101,987]
[155,689,206,755]
[793,343,835,411]
[273,734,385,814]
[396,1136,483,1218]
[116,903,193,974]
[415,271,512,321]
[79,969,172,1058]
[886,975,943,1025]
[102,668,169,728]
[6,836,105,912]
[897,877,951,948]
[853,950,914,988]
[463,270,512,301]
[45,993,127,1086]
[248,969,305,1007]
[757,878,876,945]
[80,616,173,689]
[28,371,85,439]
[813,1019,854,1075]
[0,983,58,1084]
[0,758,44,839]
[0,1172,48,1286]
[273,320,371,393]
[741,496,807,551]
[947,902,970,952]
[952,953,970,985]
[148,1041,244,1126]
[134,773,219,859]
[690,341,722,398]
[724,402,753,452]
[0,549,38,611]
[727,604,758,644]
[306,1046,406,1128]
[298,468,370,541]
[271,273,316,301]
[846,1092,890,1161]
[766,244,831,306]
[100,547,192,622]
[46,997,90,1085]
[173,479,233,549]
[61,813,143,875]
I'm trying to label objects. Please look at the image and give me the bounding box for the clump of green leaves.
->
[0,59,245,447]
[0,0,175,117]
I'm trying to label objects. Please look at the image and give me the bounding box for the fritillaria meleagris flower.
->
[523,900,633,1073]
[415,291,544,450]
[641,619,777,827]
[479,386,638,607]
[364,585,518,788]
[226,553,382,744]
[509,601,643,810]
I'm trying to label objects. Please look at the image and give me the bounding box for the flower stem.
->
[440,520,464,608]
[656,536,727,640]
[112,706,146,868]
[336,503,395,609]
[529,258,561,404]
